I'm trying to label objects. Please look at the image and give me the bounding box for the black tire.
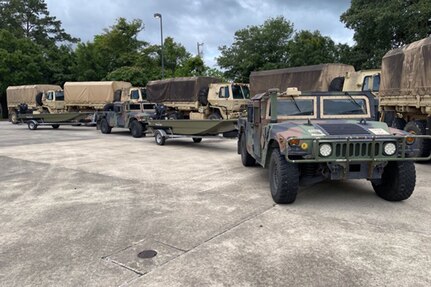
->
[27,121,38,130]
[198,87,209,106]
[208,112,222,120]
[371,161,415,201]
[100,118,111,134]
[268,149,299,204]
[192,137,202,143]
[130,120,143,138]
[404,120,431,157]
[392,117,406,130]
[9,110,18,124]
[328,76,345,92]
[223,130,238,138]
[155,130,166,146]
[52,124,60,129]
[103,104,114,111]
[240,133,256,166]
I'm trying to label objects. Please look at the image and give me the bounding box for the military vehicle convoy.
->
[146,76,250,120]
[379,37,431,157]
[238,88,430,204]
[6,85,64,123]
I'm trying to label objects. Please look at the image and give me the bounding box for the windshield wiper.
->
[289,95,302,113]
[344,92,364,111]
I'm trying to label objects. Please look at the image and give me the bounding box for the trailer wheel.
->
[28,121,38,130]
[100,118,111,134]
[52,124,60,129]
[404,120,431,157]
[155,130,166,146]
[192,137,202,143]
[269,148,299,204]
[371,161,415,201]
[130,120,143,138]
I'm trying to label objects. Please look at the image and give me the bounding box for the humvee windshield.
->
[276,99,314,116]
[322,98,368,116]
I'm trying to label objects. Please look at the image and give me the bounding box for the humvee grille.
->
[317,124,369,135]
[334,142,381,157]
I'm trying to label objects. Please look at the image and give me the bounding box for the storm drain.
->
[137,249,158,259]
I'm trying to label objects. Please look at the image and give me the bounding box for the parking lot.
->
[1,121,430,286]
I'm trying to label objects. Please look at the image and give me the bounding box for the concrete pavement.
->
[0,122,430,286]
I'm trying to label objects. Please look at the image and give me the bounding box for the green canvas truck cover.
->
[146,77,222,103]
[64,81,132,105]
[380,37,431,97]
[249,64,355,96]
[6,85,62,107]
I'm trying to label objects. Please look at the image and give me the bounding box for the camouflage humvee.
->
[238,88,431,204]
[97,101,155,138]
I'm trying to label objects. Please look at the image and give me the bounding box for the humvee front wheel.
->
[269,149,299,204]
[130,120,143,138]
[155,130,166,146]
[371,161,415,201]
[240,133,255,166]
[52,124,60,129]
[192,137,202,143]
[100,118,111,134]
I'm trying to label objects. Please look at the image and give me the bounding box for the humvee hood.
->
[272,120,393,139]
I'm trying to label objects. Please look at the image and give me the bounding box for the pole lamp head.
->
[154,13,161,19]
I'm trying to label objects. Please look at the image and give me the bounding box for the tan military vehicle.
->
[146,77,250,120]
[342,69,380,96]
[379,37,431,157]
[6,84,63,123]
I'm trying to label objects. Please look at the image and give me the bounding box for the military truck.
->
[6,85,64,123]
[96,101,155,138]
[146,77,250,120]
[379,37,431,157]
[238,88,430,204]
[250,64,380,96]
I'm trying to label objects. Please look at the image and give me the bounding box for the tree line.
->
[1,0,430,117]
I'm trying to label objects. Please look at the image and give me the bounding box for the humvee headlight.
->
[406,136,415,145]
[383,142,397,156]
[319,144,332,157]
[288,138,300,146]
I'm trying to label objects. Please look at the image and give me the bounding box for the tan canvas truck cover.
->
[249,64,355,96]
[380,37,431,98]
[64,81,132,105]
[146,77,222,103]
[6,85,62,106]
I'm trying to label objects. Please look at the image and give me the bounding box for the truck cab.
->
[43,90,65,112]
[207,83,250,119]
[342,70,381,96]
[128,87,147,102]
[238,88,430,204]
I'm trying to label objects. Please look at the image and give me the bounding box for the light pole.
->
[154,13,164,79]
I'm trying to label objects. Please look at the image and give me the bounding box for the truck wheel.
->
[130,121,143,138]
[100,118,111,134]
[9,110,18,124]
[371,161,415,201]
[392,117,406,130]
[269,149,299,204]
[240,133,256,166]
[192,137,202,143]
[155,130,166,146]
[404,120,431,157]
[27,121,38,130]
[52,124,60,129]
[208,112,222,120]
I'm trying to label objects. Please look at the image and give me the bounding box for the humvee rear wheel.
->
[27,121,37,130]
[192,137,202,143]
[52,124,60,129]
[240,133,255,166]
[100,118,111,134]
[371,161,415,201]
[130,120,143,138]
[269,149,299,204]
[155,130,166,146]
[404,120,431,157]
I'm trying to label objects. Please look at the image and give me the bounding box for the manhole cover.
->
[137,250,157,259]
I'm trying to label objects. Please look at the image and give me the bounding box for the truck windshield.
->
[141,88,147,100]
[232,85,250,99]
[56,91,64,101]
[276,99,314,116]
[323,98,368,116]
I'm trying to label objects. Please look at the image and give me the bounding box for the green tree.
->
[341,0,431,69]
[161,37,191,77]
[287,30,338,67]
[217,16,294,82]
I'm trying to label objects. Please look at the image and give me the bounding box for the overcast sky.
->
[45,0,354,67]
